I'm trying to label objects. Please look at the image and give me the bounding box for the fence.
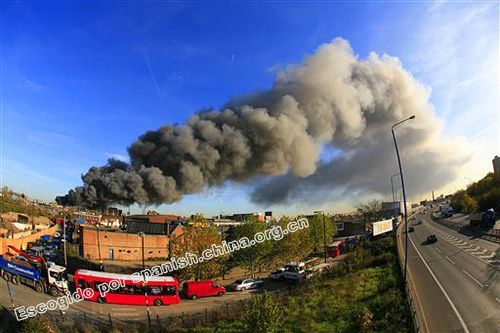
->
[430,214,500,244]
[36,288,293,332]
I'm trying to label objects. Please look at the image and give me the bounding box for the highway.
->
[402,212,499,332]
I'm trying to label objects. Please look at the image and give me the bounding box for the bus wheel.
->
[97,296,106,304]
[34,283,44,293]
[10,275,19,285]
[49,287,59,297]
[218,292,224,297]
[153,299,163,306]
[2,271,11,282]
[191,295,198,300]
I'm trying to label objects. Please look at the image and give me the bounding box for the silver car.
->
[230,278,263,291]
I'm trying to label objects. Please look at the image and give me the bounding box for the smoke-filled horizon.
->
[56,38,470,208]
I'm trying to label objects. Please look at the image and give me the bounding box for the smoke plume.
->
[56,38,470,208]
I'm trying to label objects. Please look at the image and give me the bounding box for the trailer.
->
[0,253,68,296]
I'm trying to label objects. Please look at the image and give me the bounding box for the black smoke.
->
[56,38,470,208]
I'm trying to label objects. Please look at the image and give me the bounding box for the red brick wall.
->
[0,224,59,254]
[80,226,183,261]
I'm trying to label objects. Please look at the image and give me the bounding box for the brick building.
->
[80,223,183,261]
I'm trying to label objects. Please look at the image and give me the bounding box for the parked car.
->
[269,268,286,280]
[408,227,415,232]
[426,235,437,244]
[182,280,225,300]
[229,278,263,291]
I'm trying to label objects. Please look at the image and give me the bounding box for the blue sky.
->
[1,1,498,216]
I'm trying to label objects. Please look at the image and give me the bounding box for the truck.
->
[0,251,68,296]
[470,209,496,227]
[283,257,321,281]
[440,205,453,218]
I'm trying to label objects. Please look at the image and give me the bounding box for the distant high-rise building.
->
[493,155,500,178]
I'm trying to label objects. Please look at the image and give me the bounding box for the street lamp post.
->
[63,219,68,267]
[96,223,103,271]
[138,231,151,326]
[391,115,415,284]
[314,211,327,263]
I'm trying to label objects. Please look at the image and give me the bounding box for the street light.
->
[138,231,145,270]
[314,211,327,263]
[96,223,103,271]
[63,219,68,268]
[391,114,415,284]
[137,231,150,326]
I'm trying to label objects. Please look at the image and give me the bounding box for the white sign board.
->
[373,219,394,236]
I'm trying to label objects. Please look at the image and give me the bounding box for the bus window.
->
[86,281,94,290]
[94,282,107,291]
[122,285,135,294]
[148,287,162,295]
[163,286,176,295]
[77,279,85,289]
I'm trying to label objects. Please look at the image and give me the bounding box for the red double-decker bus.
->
[74,269,180,306]
[327,240,347,257]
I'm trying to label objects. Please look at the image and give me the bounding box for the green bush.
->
[243,292,283,333]
[450,190,477,213]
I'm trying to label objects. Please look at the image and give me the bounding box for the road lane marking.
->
[435,247,442,254]
[445,256,456,265]
[462,270,486,288]
[423,219,499,269]
[465,247,481,252]
[478,253,495,259]
[408,235,470,333]
[496,297,500,303]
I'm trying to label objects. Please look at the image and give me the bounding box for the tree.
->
[227,222,273,277]
[271,216,310,265]
[477,187,500,212]
[171,225,229,280]
[307,214,337,254]
[450,190,477,213]
[356,199,383,221]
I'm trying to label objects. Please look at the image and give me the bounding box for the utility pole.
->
[138,231,150,326]
[63,219,68,267]
[96,223,102,271]
[391,115,415,284]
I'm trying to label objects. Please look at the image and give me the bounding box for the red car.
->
[182,280,225,300]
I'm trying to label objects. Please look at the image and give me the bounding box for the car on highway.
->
[426,235,437,244]
[229,278,263,291]
[269,267,286,280]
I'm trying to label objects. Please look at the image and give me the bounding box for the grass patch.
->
[186,235,411,333]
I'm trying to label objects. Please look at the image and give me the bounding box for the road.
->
[0,274,286,323]
[402,212,499,332]
[1,257,343,326]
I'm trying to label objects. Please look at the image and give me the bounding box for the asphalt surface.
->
[0,274,287,323]
[403,212,499,332]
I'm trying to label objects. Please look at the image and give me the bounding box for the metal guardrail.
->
[430,214,500,244]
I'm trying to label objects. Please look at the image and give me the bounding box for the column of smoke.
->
[56,38,469,208]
